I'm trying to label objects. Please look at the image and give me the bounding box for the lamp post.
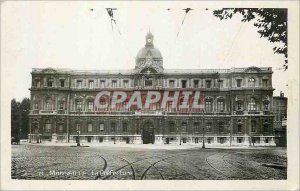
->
[202,109,205,149]
[77,108,81,146]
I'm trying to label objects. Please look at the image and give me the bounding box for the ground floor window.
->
[237,137,243,143]
[182,138,187,143]
[87,136,92,143]
[99,137,103,143]
[218,137,226,144]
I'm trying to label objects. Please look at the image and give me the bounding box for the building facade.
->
[28,32,276,146]
[273,92,287,147]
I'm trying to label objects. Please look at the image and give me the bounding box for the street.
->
[11,145,287,180]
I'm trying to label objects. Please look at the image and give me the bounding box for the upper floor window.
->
[193,80,199,88]
[34,79,41,87]
[236,79,242,87]
[248,98,257,111]
[205,80,211,88]
[145,77,153,87]
[34,102,39,110]
[89,80,94,89]
[47,78,54,87]
[45,99,52,110]
[59,102,64,110]
[262,79,268,87]
[112,80,117,88]
[249,77,255,87]
[60,79,65,87]
[218,80,223,88]
[217,99,225,112]
[205,99,213,112]
[123,80,129,88]
[88,101,93,111]
[169,122,175,132]
[237,123,242,133]
[169,80,175,88]
[236,100,242,111]
[263,100,269,111]
[100,80,105,88]
[181,80,187,88]
[76,100,82,110]
[77,80,82,88]
[263,120,269,132]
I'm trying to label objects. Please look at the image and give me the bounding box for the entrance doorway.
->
[143,121,155,144]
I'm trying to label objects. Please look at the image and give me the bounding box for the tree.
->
[213,8,288,70]
[11,98,31,143]
[11,99,20,142]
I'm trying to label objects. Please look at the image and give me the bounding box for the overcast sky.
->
[1,1,288,101]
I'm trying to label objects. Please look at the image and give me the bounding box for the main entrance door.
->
[142,122,155,144]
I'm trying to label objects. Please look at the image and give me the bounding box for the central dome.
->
[136,32,162,59]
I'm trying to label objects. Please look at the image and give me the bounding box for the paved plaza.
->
[11,145,287,180]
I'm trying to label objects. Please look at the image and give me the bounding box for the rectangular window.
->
[205,80,211,88]
[237,124,242,133]
[99,123,104,131]
[169,80,175,88]
[89,80,94,89]
[251,120,256,132]
[100,80,105,88]
[111,122,116,132]
[194,122,199,132]
[193,80,199,88]
[77,80,82,88]
[181,80,187,88]
[112,80,117,88]
[122,122,128,132]
[60,79,65,87]
[182,122,187,132]
[34,103,38,110]
[58,124,63,132]
[47,78,54,87]
[88,101,93,111]
[263,79,268,87]
[123,80,129,88]
[88,123,92,132]
[218,80,223,88]
[59,102,64,110]
[45,123,52,133]
[206,122,212,132]
[236,79,242,87]
[35,79,41,87]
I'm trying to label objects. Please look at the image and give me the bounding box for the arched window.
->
[263,100,269,111]
[217,99,225,112]
[248,98,257,111]
[45,98,52,110]
[248,77,255,87]
[205,98,213,112]
[237,119,242,133]
[75,100,82,110]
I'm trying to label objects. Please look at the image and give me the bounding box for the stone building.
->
[273,92,288,147]
[28,32,275,146]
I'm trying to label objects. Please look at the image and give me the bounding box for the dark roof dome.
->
[136,32,162,59]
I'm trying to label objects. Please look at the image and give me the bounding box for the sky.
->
[1,1,289,101]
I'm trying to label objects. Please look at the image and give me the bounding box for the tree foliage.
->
[213,8,288,70]
[11,98,31,142]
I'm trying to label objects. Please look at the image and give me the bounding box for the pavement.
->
[11,144,287,180]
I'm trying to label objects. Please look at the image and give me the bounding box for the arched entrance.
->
[142,121,155,144]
